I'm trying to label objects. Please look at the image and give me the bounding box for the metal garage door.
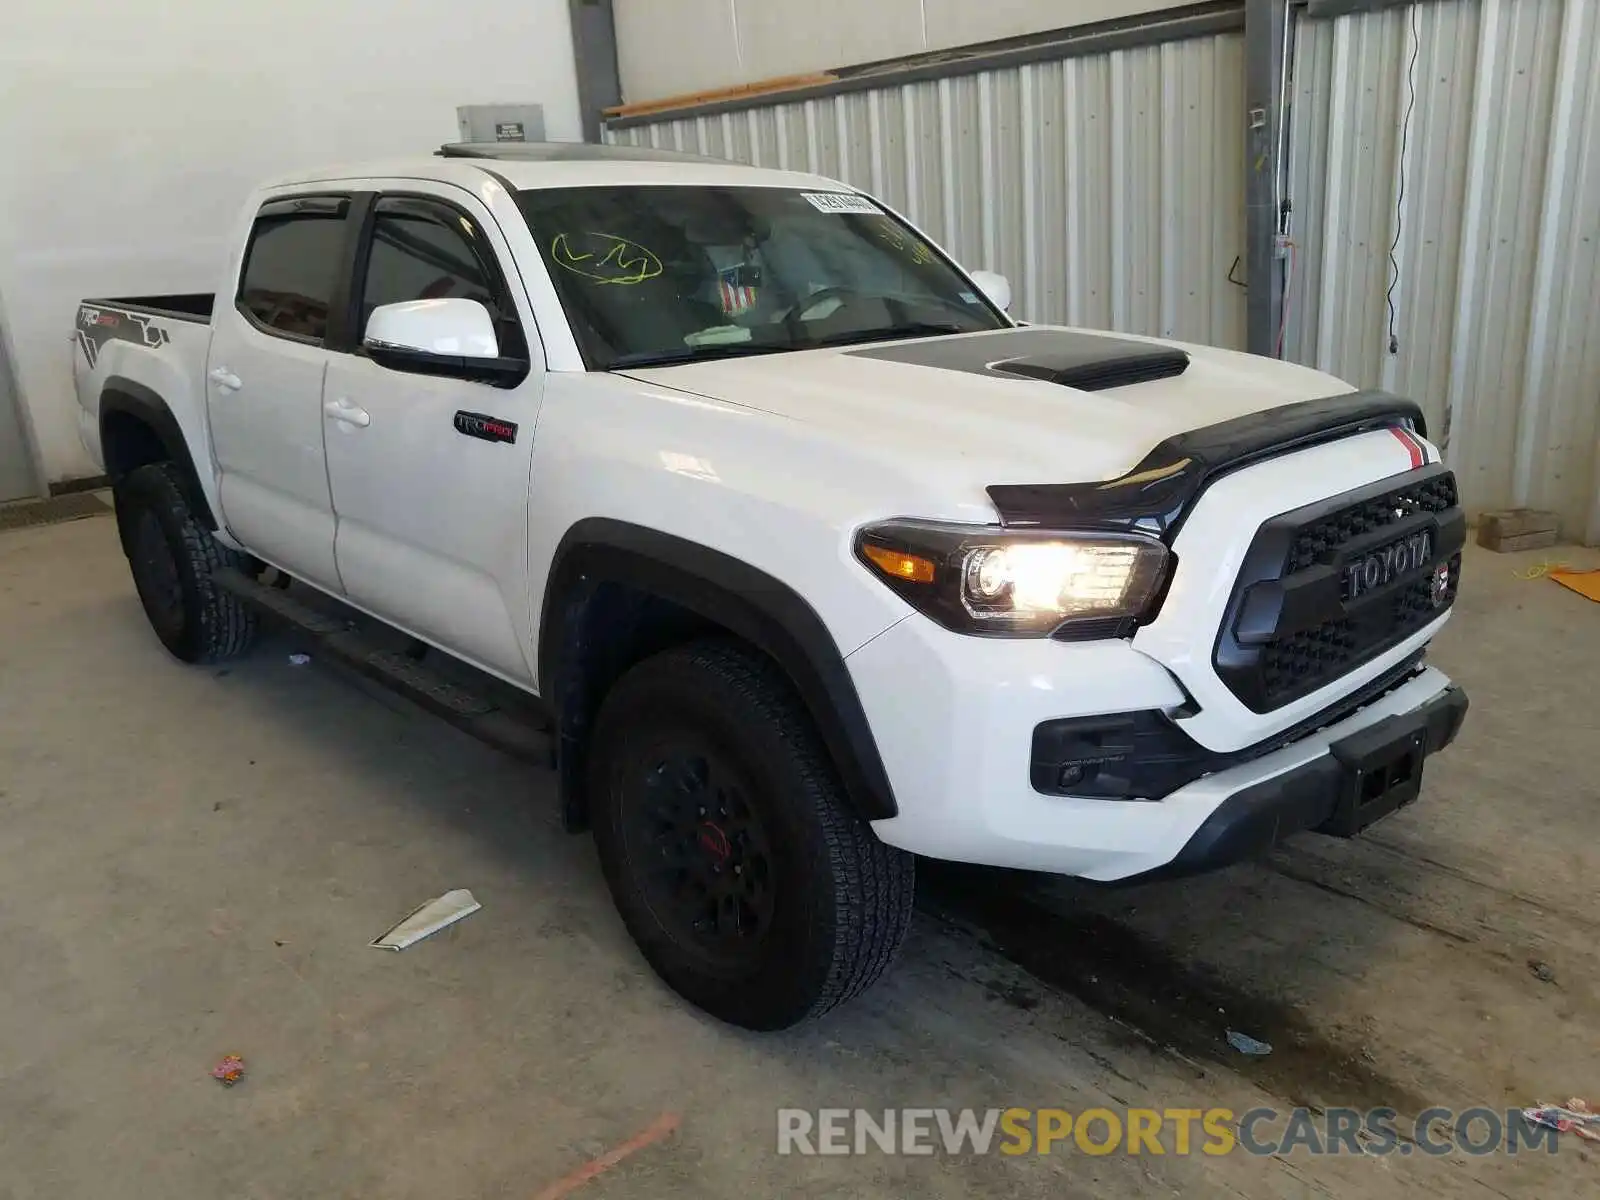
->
[0,328,35,501]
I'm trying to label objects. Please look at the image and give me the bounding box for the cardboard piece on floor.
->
[1550,568,1600,604]
[1478,509,1560,552]
[371,889,481,950]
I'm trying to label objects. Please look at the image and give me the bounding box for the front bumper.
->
[847,615,1466,882]
[1128,683,1467,882]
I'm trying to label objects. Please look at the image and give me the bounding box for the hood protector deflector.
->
[986,390,1429,540]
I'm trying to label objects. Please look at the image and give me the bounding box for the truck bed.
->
[73,293,219,482]
[85,293,214,323]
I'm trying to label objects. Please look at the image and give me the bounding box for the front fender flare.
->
[539,519,899,822]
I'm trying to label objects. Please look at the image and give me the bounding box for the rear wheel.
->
[116,462,257,664]
[588,640,914,1030]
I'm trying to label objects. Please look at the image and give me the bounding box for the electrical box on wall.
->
[457,104,546,144]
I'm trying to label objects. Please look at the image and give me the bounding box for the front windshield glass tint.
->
[517,185,1008,369]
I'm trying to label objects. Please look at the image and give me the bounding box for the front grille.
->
[1260,552,1460,701]
[1215,464,1467,713]
[1285,473,1459,572]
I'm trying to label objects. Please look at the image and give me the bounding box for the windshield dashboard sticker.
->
[551,233,663,285]
[801,192,883,215]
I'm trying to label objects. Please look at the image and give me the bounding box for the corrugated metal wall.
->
[605,0,1600,542]
[1287,0,1600,541]
[611,0,1198,106]
[607,31,1248,348]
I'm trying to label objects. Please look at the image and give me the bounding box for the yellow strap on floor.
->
[1513,559,1569,580]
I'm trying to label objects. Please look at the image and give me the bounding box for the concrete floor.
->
[1,510,1596,1199]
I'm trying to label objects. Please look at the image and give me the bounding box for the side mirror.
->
[364,298,527,385]
[968,270,1013,314]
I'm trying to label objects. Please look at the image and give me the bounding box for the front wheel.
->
[116,462,257,664]
[588,640,914,1030]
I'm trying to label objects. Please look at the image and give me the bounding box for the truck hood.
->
[618,325,1355,488]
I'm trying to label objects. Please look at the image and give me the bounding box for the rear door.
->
[322,188,546,684]
[207,194,355,592]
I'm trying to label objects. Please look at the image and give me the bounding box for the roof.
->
[270,142,849,194]
[436,141,727,165]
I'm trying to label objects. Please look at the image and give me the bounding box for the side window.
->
[358,199,527,357]
[236,197,349,342]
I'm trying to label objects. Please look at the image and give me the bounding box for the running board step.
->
[216,569,554,767]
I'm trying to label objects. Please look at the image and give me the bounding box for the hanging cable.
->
[1276,239,1297,359]
[1274,4,1301,359]
[1387,3,1421,355]
[1274,0,1294,222]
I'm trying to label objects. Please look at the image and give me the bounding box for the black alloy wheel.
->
[623,741,778,969]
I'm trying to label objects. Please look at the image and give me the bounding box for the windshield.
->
[516,185,1010,369]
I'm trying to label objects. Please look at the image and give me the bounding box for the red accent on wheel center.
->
[697,822,732,862]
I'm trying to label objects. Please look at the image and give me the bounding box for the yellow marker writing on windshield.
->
[875,218,934,264]
[552,233,663,285]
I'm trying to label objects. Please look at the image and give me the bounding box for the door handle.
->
[208,367,243,392]
[324,397,370,428]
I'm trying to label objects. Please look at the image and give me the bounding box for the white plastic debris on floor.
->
[371,889,481,950]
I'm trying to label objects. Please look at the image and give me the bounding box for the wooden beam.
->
[605,73,838,121]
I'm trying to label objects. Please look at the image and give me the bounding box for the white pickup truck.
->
[73,143,1468,1029]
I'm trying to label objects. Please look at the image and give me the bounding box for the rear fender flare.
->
[99,377,217,530]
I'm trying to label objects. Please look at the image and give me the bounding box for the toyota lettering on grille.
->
[1342,530,1434,601]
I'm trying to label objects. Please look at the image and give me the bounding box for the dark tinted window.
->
[359,200,526,357]
[237,205,348,342]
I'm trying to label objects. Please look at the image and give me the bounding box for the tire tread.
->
[591,638,914,1027]
[120,462,257,663]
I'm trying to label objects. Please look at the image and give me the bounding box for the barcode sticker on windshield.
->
[802,192,882,215]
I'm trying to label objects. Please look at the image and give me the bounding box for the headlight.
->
[855,519,1170,638]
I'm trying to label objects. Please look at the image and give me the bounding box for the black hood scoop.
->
[847,326,1189,391]
[989,344,1189,390]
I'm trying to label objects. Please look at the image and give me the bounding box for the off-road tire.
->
[588,639,914,1030]
[116,462,257,664]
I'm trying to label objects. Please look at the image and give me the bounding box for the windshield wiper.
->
[608,322,971,369]
[805,322,970,349]
[608,342,793,369]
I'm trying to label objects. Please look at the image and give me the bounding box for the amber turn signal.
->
[862,542,936,584]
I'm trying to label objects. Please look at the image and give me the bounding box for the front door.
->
[323,190,545,684]
[206,194,351,592]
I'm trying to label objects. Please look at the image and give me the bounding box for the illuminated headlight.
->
[962,541,1152,619]
[856,520,1170,638]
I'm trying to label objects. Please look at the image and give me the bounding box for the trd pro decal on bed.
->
[453,411,518,445]
[74,306,170,368]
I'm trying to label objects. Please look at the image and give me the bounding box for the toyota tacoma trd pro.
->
[72,143,1469,1029]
